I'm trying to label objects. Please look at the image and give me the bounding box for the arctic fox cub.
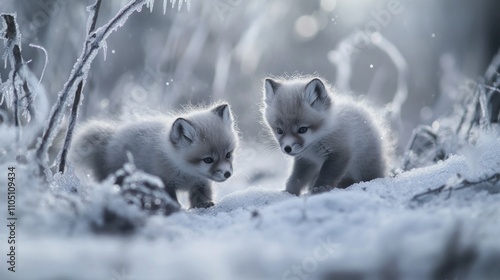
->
[71,103,238,208]
[262,77,389,195]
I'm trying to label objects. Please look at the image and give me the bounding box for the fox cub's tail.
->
[70,121,115,180]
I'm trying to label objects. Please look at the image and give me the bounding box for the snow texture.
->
[1,133,500,280]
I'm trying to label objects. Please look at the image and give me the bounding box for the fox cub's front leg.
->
[310,150,350,194]
[286,158,318,195]
[189,182,214,209]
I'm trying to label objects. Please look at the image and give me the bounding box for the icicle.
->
[171,0,189,11]
[102,40,108,61]
[146,0,154,13]
[163,0,167,14]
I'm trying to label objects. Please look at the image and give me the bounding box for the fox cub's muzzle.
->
[280,135,304,156]
[211,161,232,182]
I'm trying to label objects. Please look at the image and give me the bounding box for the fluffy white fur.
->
[263,76,391,195]
[71,103,238,208]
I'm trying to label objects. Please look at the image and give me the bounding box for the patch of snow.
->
[1,134,500,279]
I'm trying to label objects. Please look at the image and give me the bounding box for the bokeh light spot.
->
[295,15,319,39]
[321,0,337,12]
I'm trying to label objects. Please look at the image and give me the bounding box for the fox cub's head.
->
[170,104,237,182]
[263,77,332,156]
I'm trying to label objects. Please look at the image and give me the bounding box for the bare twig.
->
[58,0,102,174]
[35,0,148,173]
[411,173,500,204]
[58,81,83,173]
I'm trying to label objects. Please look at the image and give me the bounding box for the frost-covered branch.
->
[1,14,35,142]
[35,0,149,172]
[58,0,102,174]
[410,173,500,204]
[459,50,500,137]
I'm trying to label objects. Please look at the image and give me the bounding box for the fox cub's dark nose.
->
[284,146,292,153]
[224,171,231,178]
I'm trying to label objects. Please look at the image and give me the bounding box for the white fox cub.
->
[71,103,238,208]
[262,77,390,195]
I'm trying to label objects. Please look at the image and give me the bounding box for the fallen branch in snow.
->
[35,0,149,174]
[410,173,500,204]
[110,152,180,216]
[58,0,102,174]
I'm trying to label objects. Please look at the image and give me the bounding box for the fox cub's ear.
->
[304,78,331,111]
[170,118,196,146]
[264,78,281,105]
[212,103,232,124]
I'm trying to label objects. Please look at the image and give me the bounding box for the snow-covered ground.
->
[1,135,500,280]
[1,1,499,279]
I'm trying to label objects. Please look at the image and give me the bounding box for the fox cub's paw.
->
[282,189,300,196]
[192,201,215,209]
[310,185,332,195]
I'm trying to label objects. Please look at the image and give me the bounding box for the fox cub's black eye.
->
[226,152,232,159]
[298,127,308,134]
[276,128,284,134]
[203,157,214,164]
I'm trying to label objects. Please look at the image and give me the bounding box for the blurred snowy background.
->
[1,0,499,146]
[1,0,500,279]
